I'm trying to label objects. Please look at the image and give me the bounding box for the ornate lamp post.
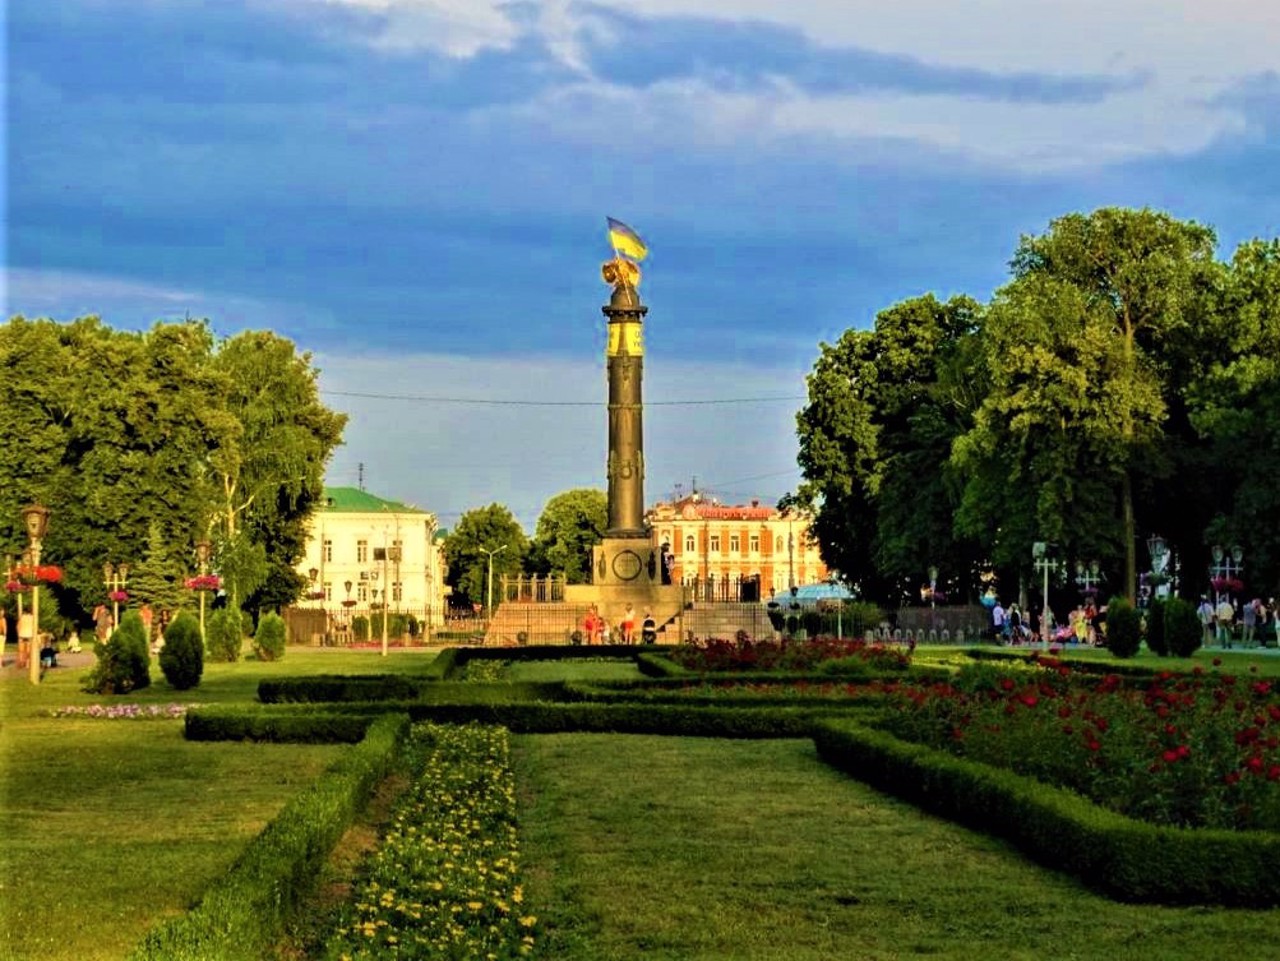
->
[308,567,320,607]
[103,561,130,627]
[194,540,212,641]
[1146,535,1171,601]
[1032,542,1060,646]
[1075,560,1101,599]
[1209,543,1244,607]
[22,503,51,685]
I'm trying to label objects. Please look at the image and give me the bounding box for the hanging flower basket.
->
[5,580,29,594]
[108,590,129,603]
[13,564,63,586]
[307,590,326,600]
[1210,576,1244,595]
[341,599,358,608]
[184,574,222,592]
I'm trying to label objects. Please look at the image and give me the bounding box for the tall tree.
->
[954,208,1219,601]
[1188,238,1280,596]
[795,294,984,602]
[444,504,528,610]
[207,331,347,610]
[530,489,606,583]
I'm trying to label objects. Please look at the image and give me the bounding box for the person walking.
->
[1198,596,1215,647]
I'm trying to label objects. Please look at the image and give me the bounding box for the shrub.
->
[766,602,784,632]
[254,612,286,662]
[159,612,203,690]
[1106,596,1142,658]
[352,615,369,641]
[802,610,823,636]
[206,608,243,662]
[1165,597,1203,658]
[85,610,152,694]
[1144,598,1168,656]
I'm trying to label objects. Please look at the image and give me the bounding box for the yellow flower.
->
[519,915,537,928]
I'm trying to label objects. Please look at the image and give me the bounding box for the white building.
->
[297,486,446,625]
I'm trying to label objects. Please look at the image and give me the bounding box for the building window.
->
[775,536,784,553]
[323,538,333,563]
[324,582,332,601]
[685,535,695,553]
[749,534,759,553]
[730,534,740,553]
[392,581,402,602]
[710,534,721,553]
[357,539,368,563]
[357,583,368,602]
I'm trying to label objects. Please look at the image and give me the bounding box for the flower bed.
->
[321,722,536,960]
[50,703,201,719]
[669,637,910,673]
[876,655,1280,831]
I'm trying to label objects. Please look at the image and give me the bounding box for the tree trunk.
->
[1122,470,1136,602]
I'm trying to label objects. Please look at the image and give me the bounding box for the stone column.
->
[603,283,648,538]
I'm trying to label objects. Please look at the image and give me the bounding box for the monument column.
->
[603,283,648,538]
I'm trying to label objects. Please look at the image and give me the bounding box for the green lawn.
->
[0,648,438,961]
[514,734,1280,961]
[504,659,645,683]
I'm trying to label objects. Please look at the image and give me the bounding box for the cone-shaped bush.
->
[254,612,286,662]
[84,609,151,694]
[207,607,243,662]
[1165,596,1203,658]
[159,612,204,690]
[1106,596,1142,659]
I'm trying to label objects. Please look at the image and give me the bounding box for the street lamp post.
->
[828,575,843,639]
[482,545,508,621]
[103,561,130,628]
[194,540,212,642]
[1075,560,1101,598]
[22,503,51,685]
[1209,544,1244,607]
[1032,542,1060,646]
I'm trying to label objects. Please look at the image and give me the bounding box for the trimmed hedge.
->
[185,707,381,743]
[258,674,424,704]
[812,718,1280,906]
[131,713,409,960]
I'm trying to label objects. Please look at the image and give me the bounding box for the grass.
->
[514,734,1280,961]
[0,647,438,961]
[504,659,645,683]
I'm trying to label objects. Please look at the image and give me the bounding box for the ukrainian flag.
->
[607,217,648,261]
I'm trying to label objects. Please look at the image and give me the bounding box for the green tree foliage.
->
[206,607,243,662]
[794,295,985,601]
[253,611,286,662]
[85,609,151,694]
[1188,239,1280,590]
[128,521,189,615]
[0,317,345,623]
[953,209,1219,600]
[207,331,347,613]
[444,504,528,610]
[529,489,606,583]
[159,611,204,690]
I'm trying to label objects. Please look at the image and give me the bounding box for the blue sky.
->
[8,0,1280,531]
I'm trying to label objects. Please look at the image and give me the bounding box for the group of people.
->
[581,603,658,645]
[1198,596,1275,648]
[991,598,1104,646]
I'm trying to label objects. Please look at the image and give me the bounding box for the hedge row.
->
[963,647,1163,679]
[434,643,670,679]
[811,718,1280,906]
[185,706,382,743]
[258,674,424,704]
[130,713,410,960]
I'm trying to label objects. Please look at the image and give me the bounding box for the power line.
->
[321,389,803,407]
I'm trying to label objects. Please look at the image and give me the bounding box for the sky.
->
[7,0,1280,532]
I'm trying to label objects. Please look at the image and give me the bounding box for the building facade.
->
[646,492,828,601]
[297,486,447,625]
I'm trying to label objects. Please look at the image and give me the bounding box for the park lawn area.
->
[911,644,1280,678]
[514,734,1280,961]
[0,648,439,961]
[504,658,646,683]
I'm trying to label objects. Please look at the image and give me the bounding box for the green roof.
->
[321,486,425,514]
